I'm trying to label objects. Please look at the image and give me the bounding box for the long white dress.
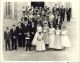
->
[49,28,55,48]
[43,21,49,45]
[61,30,71,47]
[54,29,63,49]
[43,26,49,44]
[32,26,42,46]
[36,34,45,51]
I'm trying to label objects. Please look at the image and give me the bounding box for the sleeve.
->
[4,31,6,39]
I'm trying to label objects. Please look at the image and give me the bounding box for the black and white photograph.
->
[0,0,80,62]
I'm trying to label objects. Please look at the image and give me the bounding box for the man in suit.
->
[28,18,35,47]
[17,22,24,47]
[10,25,17,50]
[30,20,36,46]
[4,27,11,51]
[60,5,65,21]
[20,22,26,47]
[52,4,58,15]
[66,7,71,21]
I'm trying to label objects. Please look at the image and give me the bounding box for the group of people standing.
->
[4,3,71,51]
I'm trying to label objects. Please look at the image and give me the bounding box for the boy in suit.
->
[25,32,31,51]
[10,25,17,50]
[4,27,11,51]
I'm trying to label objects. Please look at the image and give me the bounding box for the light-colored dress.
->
[43,25,49,44]
[61,30,71,47]
[36,34,45,51]
[32,26,42,46]
[49,28,55,48]
[54,29,63,49]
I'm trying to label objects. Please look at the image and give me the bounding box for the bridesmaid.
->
[61,26,71,48]
[36,32,45,52]
[43,18,49,49]
[54,25,63,50]
[49,24,55,49]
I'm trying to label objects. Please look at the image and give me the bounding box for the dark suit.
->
[4,31,11,51]
[52,16,56,29]
[48,21,51,28]
[57,7,61,15]
[26,34,31,51]
[20,23,26,47]
[17,27,23,47]
[60,8,65,21]
[10,29,17,50]
[52,7,57,15]
[66,8,71,21]
[30,22,36,46]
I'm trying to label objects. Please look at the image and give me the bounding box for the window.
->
[4,2,12,18]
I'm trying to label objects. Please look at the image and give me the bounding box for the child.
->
[49,24,55,49]
[54,25,63,50]
[25,32,31,51]
[61,26,71,48]
[36,32,45,52]
[4,27,11,51]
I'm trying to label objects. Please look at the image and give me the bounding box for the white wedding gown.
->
[32,26,42,46]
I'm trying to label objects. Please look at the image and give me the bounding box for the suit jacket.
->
[66,8,71,16]
[31,22,36,33]
[52,7,57,14]
[4,31,10,40]
[60,8,65,16]
[10,29,17,40]
[17,27,23,38]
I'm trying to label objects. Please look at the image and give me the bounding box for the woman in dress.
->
[54,25,63,50]
[36,32,45,52]
[61,26,71,48]
[43,19,49,49]
[49,24,55,49]
[32,23,42,46]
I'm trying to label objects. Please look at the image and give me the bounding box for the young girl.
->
[43,20,49,45]
[49,24,55,49]
[54,25,63,50]
[36,32,45,52]
[61,26,71,48]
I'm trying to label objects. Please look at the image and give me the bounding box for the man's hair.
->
[13,25,15,26]
[6,27,9,29]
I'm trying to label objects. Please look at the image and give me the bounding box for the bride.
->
[32,23,43,46]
